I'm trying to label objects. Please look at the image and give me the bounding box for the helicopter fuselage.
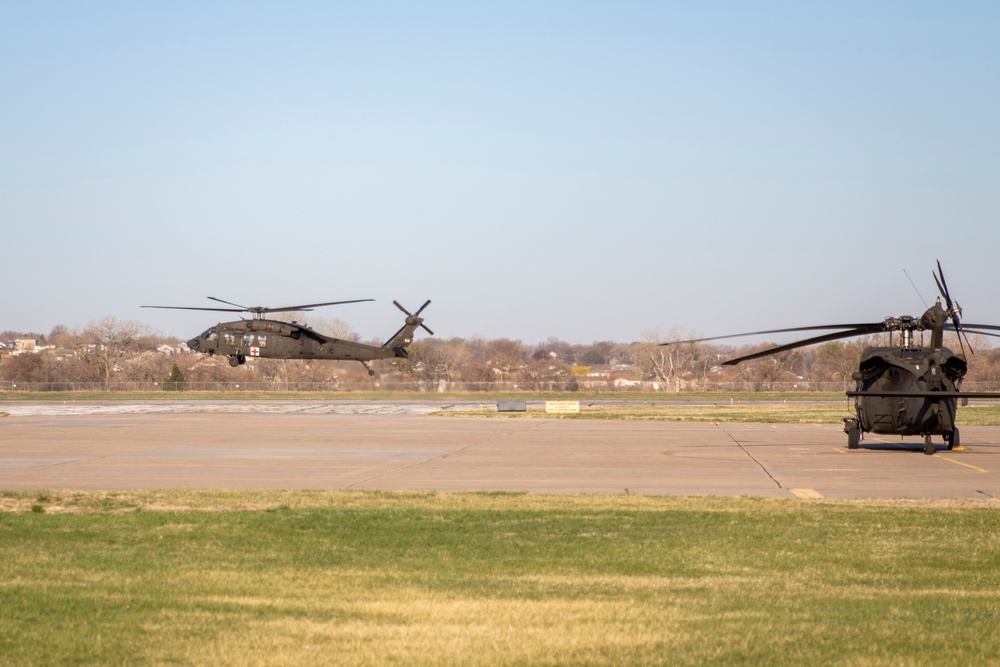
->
[187,318,414,367]
[146,297,432,376]
[853,345,967,437]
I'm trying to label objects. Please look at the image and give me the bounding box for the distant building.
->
[12,339,37,354]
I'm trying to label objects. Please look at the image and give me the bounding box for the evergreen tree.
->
[163,363,185,391]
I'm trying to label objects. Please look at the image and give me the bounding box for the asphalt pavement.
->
[2,401,998,498]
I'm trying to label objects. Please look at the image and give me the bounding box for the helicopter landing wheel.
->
[947,427,960,451]
[923,435,935,456]
[844,418,859,449]
[228,356,240,367]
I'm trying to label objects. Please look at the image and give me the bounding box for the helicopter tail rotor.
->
[393,299,434,336]
[933,260,972,356]
[381,300,434,353]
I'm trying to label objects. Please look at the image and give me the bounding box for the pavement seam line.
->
[714,422,782,489]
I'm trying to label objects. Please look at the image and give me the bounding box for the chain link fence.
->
[6,380,1000,393]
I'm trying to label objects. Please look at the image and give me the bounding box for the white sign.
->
[545,400,580,414]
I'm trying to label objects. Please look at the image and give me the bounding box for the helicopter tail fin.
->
[382,300,433,356]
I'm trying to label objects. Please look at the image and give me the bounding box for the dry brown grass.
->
[5,488,998,514]
[442,400,1000,425]
[4,491,1000,665]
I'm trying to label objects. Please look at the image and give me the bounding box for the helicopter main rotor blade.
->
[207,296,251,310]
[946,325,1000,341]
[146,297,374,317]
[721,326,885,366]
[661,323,882,347]
[265,299,374,313]
[204,297,373,314]
[949,323,1000,332]
[141,305,248,313]
[142,296,252,313]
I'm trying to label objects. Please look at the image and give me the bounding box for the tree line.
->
[3,318,1000,391]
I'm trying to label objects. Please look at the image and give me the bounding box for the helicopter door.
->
[242,333,260,358]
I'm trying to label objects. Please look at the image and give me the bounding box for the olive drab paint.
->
[143,298,432,377]
[664,262,1000,455]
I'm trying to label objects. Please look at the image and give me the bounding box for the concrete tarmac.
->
[2,402,999,498]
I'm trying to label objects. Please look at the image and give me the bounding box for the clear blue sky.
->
[3,2,998,344]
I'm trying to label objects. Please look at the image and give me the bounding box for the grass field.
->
[2,491,1000,666]
[443,401,1000,425]
[5,391,1000,425]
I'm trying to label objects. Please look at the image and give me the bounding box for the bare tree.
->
[80,317,154,384]
[434,338,473,382]
[484,338,527,386]
[814,340,864,388]
[729,344,806,391]
[962,334,1000,387]
[0,353,54,383]
[47,324,74,348]
[628,327,701,391]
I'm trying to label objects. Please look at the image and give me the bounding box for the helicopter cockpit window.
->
[224,333,236,346]
[202,329,217,341]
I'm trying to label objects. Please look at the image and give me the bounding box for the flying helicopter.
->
[143,297,433,376]
[663,263,1000,454]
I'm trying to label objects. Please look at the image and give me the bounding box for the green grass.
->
[2,491,1000,666]
[446,402,855,423]
[443,401,1000,425]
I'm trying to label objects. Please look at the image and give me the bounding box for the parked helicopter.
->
[663,263,1000,454]
[143,297,433,376]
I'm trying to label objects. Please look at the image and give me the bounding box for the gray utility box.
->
[497,400,527,412]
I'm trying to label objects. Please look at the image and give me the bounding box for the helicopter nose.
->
[187,338,200,350]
